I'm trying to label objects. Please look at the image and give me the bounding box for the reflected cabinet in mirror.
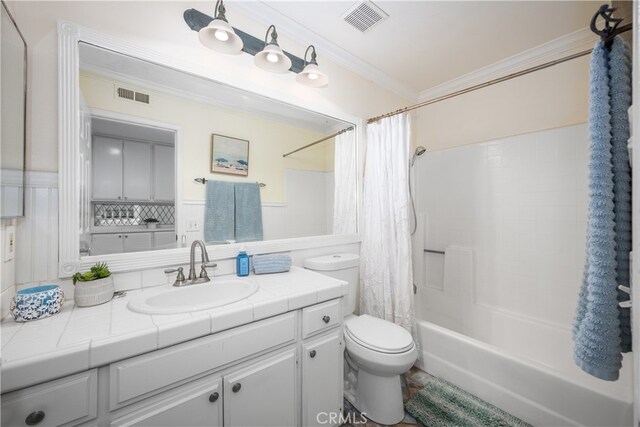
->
[1,1,27,218]
[74,41,357,261]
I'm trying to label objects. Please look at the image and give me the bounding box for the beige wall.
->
[8,1,411,173]
[80,72,334,203]
[415,55,590,151]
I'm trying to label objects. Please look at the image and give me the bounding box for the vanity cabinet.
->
[153,144,174,202]
[223,349,297,427]
[302,330,343,427]
[92,136,123,200]
[154,231,176,249]
[111,375,223,427]
[2,299,343,427]
[91,232,153,255]
[122,141,152,201]
[1,369,98,427]
[92,137,174,202]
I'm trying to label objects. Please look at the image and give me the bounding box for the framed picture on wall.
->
[210,134,250,176]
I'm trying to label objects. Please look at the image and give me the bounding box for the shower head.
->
[410,146,427,166]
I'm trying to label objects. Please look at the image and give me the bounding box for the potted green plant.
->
[72,262,114,307]
[143,217,159,229]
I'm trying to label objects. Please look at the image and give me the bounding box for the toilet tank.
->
[304,253,359,315]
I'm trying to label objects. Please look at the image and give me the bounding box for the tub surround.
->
[1,266,347,393]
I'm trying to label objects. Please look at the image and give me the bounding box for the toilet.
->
[304,253,417,425]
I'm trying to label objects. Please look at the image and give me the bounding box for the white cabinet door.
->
[223,349,297,427]
[302,330,343,427]
[153,144,174,201]
[123,233,152,253]
[123,140,152,201]
[111,375,222,427]
[91,234,123,255]
[154,231,176,250]
[92,136,123,200]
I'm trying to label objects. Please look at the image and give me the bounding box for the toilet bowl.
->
[304,254,417,425]
[344,314,417,425]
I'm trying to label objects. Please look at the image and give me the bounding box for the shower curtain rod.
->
[367,24,632,125]
[282,126,354,158]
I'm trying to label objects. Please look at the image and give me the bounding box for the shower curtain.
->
[333,130,357,235]
[360,114,413,330]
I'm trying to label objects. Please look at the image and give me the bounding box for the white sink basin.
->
[128,278,259,314]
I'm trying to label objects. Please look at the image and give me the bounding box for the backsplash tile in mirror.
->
[93,203,175,227]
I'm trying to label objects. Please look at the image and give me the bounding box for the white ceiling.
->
[239,1,598,97]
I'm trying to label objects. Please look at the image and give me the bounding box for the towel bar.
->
[194,178,266,187]
[424,249,445,255]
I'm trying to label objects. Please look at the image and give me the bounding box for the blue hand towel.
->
[572,39,623,381]
[234,183,263,242]
[204,181,235,243]
[252,253,291,274]
[608,37,632,352]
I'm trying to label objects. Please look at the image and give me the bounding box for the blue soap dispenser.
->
[236,247,250,277]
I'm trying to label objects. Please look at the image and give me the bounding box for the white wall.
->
[412,124,633,400]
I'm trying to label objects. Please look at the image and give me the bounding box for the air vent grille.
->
[342,1,388,33]
[116,86,150,105]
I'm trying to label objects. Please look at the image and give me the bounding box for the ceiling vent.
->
[115,86,150,105]
[342,1,388,33]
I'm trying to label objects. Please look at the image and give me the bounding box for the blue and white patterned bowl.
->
[10,285,65,322]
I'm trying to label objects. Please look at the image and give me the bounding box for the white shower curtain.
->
[360,114,413,330]
[333,129,357,235]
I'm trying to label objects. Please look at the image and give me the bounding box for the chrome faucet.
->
[164,240,217,287]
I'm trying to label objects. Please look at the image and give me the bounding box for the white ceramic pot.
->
[74,276,114,307]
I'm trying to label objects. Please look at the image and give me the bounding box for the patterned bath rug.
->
[405,375,532,427]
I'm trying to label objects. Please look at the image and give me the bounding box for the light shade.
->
[254,44,292,73]
[199,19,243,54]
[296,63,328,88]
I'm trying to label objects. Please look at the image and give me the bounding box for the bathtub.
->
[414,320,633,427]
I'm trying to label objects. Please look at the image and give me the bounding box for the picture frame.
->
[210,134,250,176]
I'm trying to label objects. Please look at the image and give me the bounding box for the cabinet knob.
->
[25,411,45,425]
[232,383,241,393]
[117,196,121,200]
[118,235,122,238]
[209,392,219,402]
[310,350,317,358]
[124,235,128,238]
[322,315,330,324]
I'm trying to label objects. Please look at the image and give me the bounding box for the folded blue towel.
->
[252,254,291,274]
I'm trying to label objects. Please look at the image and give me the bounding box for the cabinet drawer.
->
[302,298,342,338]
[1,369,98,427]
[110,312,296,409]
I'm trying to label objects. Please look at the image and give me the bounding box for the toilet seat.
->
[345,314,414,354]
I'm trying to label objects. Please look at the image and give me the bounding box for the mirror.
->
[77,42,356,257]
[1,2,27,218]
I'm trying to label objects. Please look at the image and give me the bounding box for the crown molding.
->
[230,1,418,102]
[418,27,598,102]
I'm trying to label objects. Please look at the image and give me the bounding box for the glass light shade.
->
[296,63,328,88]
[199,19,243,55]
[254,44,292,73]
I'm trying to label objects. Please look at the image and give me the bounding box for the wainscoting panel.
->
[16,172,59,285]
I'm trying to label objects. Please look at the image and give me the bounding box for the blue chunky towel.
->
[252,253,291,274]
[234,183,264,243]
[608,37,632,352]
[204,181,235,243]
[573,37,632,381]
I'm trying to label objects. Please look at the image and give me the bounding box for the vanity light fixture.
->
[198,0,243,54]
[296,45,328,88]
[254,25,292,73]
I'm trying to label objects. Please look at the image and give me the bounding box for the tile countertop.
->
[0,267,348,393]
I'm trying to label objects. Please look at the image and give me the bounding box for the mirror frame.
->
[1,1,27,219]
[58,21,362,277]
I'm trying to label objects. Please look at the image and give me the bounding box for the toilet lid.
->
[345,314,414,354]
